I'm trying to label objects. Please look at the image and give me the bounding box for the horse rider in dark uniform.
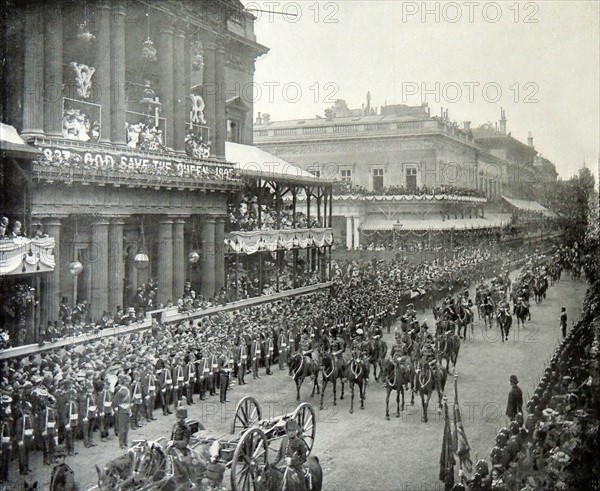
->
[170,407,194,485]
[50,445,78,491]
[329,328,347,376]
[276,419,309,488]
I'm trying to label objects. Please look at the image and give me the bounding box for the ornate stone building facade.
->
[1,0,268,324]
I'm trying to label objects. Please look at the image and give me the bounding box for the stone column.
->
[108,219,124,314]
[214,217,225,292]
[41,218,61,325]
[110,3,126,144]
[346,216,353,249]
[202,39,217,157]
[43,4,62,137]
[173,26,186,153]
[159,24,175,149]
[172,218,185,301]
[214,40,227,159]
[90,219,110,321]
[22,4,45,138]
[96,1,112,143]
[353,217,360,250]
[157,218,174,306]
[200,218,216,298]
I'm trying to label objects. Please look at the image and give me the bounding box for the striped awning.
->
[359,214,512,231]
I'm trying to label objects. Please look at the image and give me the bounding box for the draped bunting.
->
[0,237,56,276]
[227,228,333,255]
[294,194,486,203]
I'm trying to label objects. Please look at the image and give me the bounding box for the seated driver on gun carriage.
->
[276,420,310,488]
[168,407,195,486]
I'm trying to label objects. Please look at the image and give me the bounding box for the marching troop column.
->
[41,218,62,325]
[215,216,226,292]
[21,3,44,139]
[108,219,124,314]
[90,219,110,321]
[172,217,186,301]
[200,218,216,298]
[159,23,175,150]
[96,1,112,143]
[157,218,174,306]
[110,2,126,145]
[43,3,62,137]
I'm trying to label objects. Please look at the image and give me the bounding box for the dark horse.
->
[496,308,512,342]
[380,357,414,420]
[455,304,474,340]
[345,354,369,414]
[289,353,320,402]
[319,351,344,410]
[513,302,530,329]
[367,337,388,381]
[533,277,548,304]
[254,456,323,491]
[436,331,460,371]
[480,299,495,330]
[414,361,447,423]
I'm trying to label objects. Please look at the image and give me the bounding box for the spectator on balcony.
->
[8,220,23,239]
[0,217,8,239]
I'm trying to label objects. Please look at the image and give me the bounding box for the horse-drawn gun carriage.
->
[94,397,319,491]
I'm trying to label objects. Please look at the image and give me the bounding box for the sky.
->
[243,0,600,181]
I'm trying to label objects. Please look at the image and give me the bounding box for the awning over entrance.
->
[227,228,333,254]
[359,214,512,231]
[225,142,327,185]
[0,123,41,159]
[502,196,557,217]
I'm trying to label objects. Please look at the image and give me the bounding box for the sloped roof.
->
[502,196,557,217]
[225,142,329,184]
[0,123,41,158]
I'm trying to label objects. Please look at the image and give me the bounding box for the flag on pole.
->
[453,373,473,474]
[439,396,455,490]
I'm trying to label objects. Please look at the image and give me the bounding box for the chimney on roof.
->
[527,131,534,147]
[365,91,371,116]
[262,113,270,124]
[463,121,471,131]
[255,112,263,125]
[499,107,507,134]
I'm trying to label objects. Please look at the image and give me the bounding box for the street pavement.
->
[12,269,588,491]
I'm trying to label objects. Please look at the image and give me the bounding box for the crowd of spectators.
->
[227,187,321,232]
[331,181,486,198]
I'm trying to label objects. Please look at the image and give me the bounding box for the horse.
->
[289,353,320,402]
[367,337,387,381]
[455,304,474,340]
[496,308,512,342]
[345,353,369,414]
[96,440,207,490]
[479,299,495,330]
[380,357,414,419]
[513,302,530,329]
[319,351,344,410]
[414,361,447,423]
[254,456,323,491]
[23,483,38,490]
[436,331,460,371]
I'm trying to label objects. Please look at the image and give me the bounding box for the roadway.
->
[14,268,588,491]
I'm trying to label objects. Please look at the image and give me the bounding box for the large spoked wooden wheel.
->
[231,427,268,491]
[292,402,316,454]
[231,396,262,434]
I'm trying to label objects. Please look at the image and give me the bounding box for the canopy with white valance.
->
[226,228,334,255]
[359,214,512,231]
[502,196,557,217]
[0,237,56,275]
